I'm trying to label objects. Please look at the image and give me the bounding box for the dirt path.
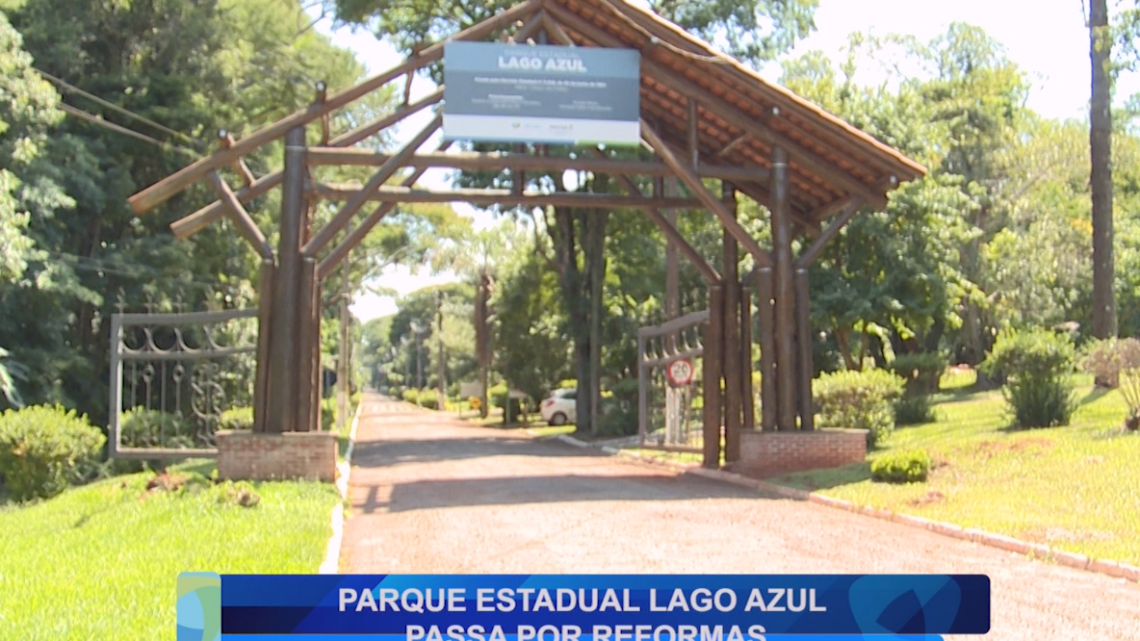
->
[341,394,1140,641]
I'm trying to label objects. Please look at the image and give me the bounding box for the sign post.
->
[666,358,695,388]
[443,42,641,146]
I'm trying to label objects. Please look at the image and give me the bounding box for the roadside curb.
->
[549,433,1140,585]
[319,400,363,575]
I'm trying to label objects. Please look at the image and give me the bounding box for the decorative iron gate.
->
[108,305,258,459]
[637,310,708,452]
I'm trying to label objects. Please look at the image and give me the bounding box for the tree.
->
[1090,0,1117,339]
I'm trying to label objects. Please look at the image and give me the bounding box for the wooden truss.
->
[128,0,924,469]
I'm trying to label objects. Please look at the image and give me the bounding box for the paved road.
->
[341,394,1140,641]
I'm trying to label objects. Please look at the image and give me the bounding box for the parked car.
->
[540,388,576,426]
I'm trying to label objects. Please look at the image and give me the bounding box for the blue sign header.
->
[212,574,989,637]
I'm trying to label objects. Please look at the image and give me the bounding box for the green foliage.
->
[813,369,906,448]
[219,407,254,432]
[1121,368,1140,430]
[119,408,203,449]
[888,353,945,425]
[417,389,440,410]
[981,329,1077,428]
[0,404,104,502]
[870,449,931,484]
[402,389,419,404]
[598,377,639,437]
[1081,338,1140,388]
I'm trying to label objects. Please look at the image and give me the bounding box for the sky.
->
[315,0,1133,323]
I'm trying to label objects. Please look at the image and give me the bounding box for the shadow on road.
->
[355,471,788,514]
[351,435,596,466]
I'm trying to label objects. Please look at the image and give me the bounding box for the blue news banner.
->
[178,574,990,641]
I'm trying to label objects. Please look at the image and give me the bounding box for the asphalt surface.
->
[341,394,1140,641]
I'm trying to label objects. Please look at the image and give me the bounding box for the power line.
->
[56,102,201,159]
[36,67,198,145]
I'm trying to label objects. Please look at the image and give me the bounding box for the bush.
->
[981,329,1077,428]
[119,408,200,449]
[888,352,946,395]
[813,369,906,448]
[871,449,931,484]
[402,389,419,405]
[0,405,106,502]
[598,378,639,437]
[418,389,440,410]
[893,394,937,426]
[1081,338,1140,388]
[219,407,254,431]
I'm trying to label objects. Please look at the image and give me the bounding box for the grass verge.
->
[773,375,1140,566]
[0,461,339,640]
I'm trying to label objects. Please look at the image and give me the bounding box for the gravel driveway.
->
[341,395,1140,641]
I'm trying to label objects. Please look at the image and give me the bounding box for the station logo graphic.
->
[177,572,221,641]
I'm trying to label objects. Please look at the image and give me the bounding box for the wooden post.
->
[337,246,351,431]
[740,286,755,430]
[721,183,742,463]
[310,258,322,432]
[702,284,724,468]
[770,146,796,430]
[297,256,318,432]
[253,258,275,433]
[265,127,306,433]
[756,267,777,432]
[795,268,814,431]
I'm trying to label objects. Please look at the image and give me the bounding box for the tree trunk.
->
[586,208,608,436]
[1090,0,1117,340]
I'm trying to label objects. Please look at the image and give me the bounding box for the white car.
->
[540,388,577,426]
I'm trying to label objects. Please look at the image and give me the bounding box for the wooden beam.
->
[511,9,547,43]
[128,0,543,214]
[318,141,455,279]
[718,133,749,157]
[309,184,707,210]
[306,148,766,183]
[795,267,814,431]
[302,113,443,257]
[721,182,742,463]
[770,146,797,430]
[591,149,720,283]
[795,197,864,269]
[687,98,699,167]
[543,1,889,209]
[168,90,443,240]
[206,171,273,259]
[641,120,772,268]
[703,284,724,468]
[756,267,776,431]
[539,11,574,45]
[732,181,821,239]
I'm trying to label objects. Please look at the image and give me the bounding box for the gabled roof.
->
[540,0,926,219]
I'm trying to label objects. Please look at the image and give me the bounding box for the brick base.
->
[216,430,337,482]
[732,429,867,478]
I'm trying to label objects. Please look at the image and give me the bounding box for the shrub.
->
[418,389,440,410]
[0,405,105,502]
[1119,368,1140,431]
[598,378,639,437]
[888,353,946,396]
[871,449,931,484]
[219,407,254,432]
[893,394,937,426]
[981,329,1077,428]
[402,389,419,405]
[119,408,199,449]
[1081,338,1140,388]
[813,369,906,448]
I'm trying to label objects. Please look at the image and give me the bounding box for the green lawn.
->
[774,373,1140,566]
[0,461,339,640]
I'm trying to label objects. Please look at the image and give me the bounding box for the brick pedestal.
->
[216,430,337,482]
[733,429,867,478]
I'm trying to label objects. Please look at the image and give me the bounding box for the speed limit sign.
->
[666,358,694,387]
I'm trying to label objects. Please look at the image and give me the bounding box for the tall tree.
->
[1090,0,1117,339]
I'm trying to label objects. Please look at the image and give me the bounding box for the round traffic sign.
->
[666,358,694,387]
